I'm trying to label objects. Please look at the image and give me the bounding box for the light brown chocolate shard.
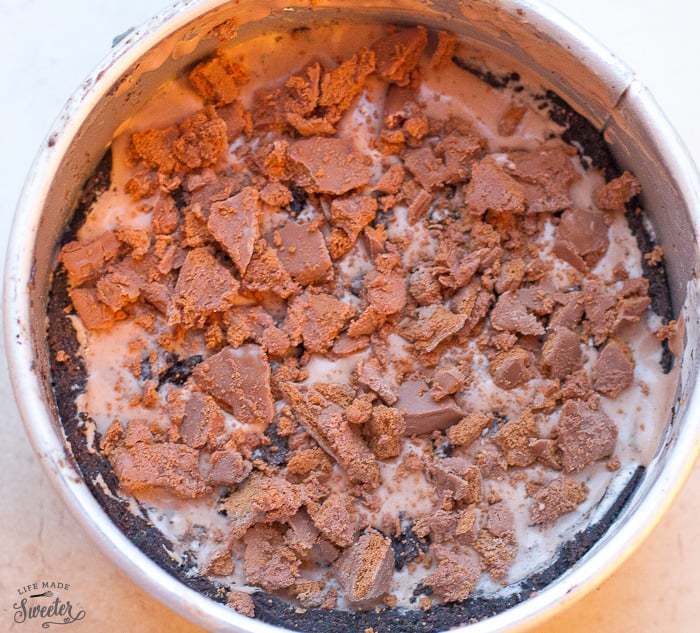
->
[242,239,300,299]
[110,443,209,499]
[591,339,634,397]
[355,358,399,405]
[59,231,121,286]
[285,291,354,353]
[495,409,539,467]
[311,494,357,548]
[272,220,333,285]
[530,477,589,524]
[193,344,274,425]
[487,501,516,540]
[218,472,303,539]
[169,248,239,328]
[398,380,465,435]
[404,134,482,191]
[319,48,376,121]
[541,327,583,380]
[490,347,534,390]
[178,391,225,450]
[554,207,610,272]
[280,383,380,488]
[431,367,465,400]
[498,102,527,136]
[594,171,641,211]
[373,26,427,86]
[404,305,467,353]
[465,158,526,216]
[427,457,482,503]
[447,412,490,448]
[363,405,405,459]
[333,529,394,608]
[423,545,480,602]
[375,164,405,194]
[431,30,457,69]
[506,147,577,213]
[556,399,617,472]
[490,291,544,336]
[244,524,300,591]
[364,268,408,316]
[474,527,516,581]
[69,287,116,330]
[129,107,228,175]
[95,264,144,311]
[288,137,372,195]
[208,187,262,276]
[408,266,442,306]
[332,335,370,357]
[208,446,252,486]
[329,195,378,259]
[227,591,255,618]
[189,51,249,106]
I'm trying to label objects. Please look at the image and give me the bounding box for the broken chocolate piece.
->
[397,380,465,435]
[530,477,589,524]
[556,399,617,472]
[591,339,634,397]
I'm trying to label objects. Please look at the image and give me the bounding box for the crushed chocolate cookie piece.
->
[556,399,617,472]
[431,30,457,70]
[447,412,490,448]
[333,529,395,608]
[474,527,517,581]
[287,447,332,478]
[59,231,121,286]
[244,524,300,591]
[208,187,262,275]
[311,494,357,547]
[168,247,239,328]
[110,443,209,499]
[319,48,376,121]
[397,380,465,435]
[490,347,534,390]
[193,344,274,425]
[285,291,355,353]
[554,207,610,272]
[280,383,380,487]
[408,266,443,306]
[364,405,405,459]
[591,339,634,397]
[465,158,526,216]
[189,51,249,106]
[272,220,333,285]
[423,545,480,602]
[495,409,539,467]
[594,171,641,211]
[355,358,399,405]
[329,195,378,258]
[541,327,583,379]
[364,264,408,316]
[227,590,255,617]
[373,26,427,86]
[530,477,589,524]
[208,445,252,486]
[288,137,372,195]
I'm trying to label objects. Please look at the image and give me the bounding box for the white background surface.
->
[1,1,699,631]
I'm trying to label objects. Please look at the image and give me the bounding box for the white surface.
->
[1,1,699,631]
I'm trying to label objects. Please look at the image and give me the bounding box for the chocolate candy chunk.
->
[594,171,641,211]
[423,545,480,602]
[530,477,589,524]
[355,358,399,405]
[244,525,300,591]
[311,494,357,548]
[271,219,333,285]
[541,327,583,379]
[68,287,116,330]
[465,158,526,216]
[288,137,372,195]
[446,412,490,448]
[490,291,544,336]
[208,187,262,276]
[242,239,300,298]
[208,447,252,486]
[333,529,395,608]
[110,443,209,499]
[397,380,465,435]
[427,457,482,503]
[178,391,224,449]
[591,339,634,397]
[556,399,617,472]
[554,207,610,272]
[431,367,465,400]
[285,291,354,353]
[280,383,380,488]
[405,305,467,352]
[490,347,534,390]
[372,26,427,86]
[59,231,121,286]
[363,404,405,459]
[495,409,539,467]
[169,247,239,328]
[329,195,378,259]
[193,344,274,426]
